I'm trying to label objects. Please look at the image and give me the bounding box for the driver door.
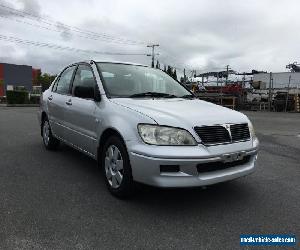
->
[63,64,99,156]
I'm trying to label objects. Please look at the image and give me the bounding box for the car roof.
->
[59,60,151,75]
[76,60,149,67]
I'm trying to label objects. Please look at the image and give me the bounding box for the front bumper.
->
[128,140,259,187]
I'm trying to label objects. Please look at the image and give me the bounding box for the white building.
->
[253,72,300,89]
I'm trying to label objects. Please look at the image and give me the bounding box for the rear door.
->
[63,64,99,156]
[47,65,77,139]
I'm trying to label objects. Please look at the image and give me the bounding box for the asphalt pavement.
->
[0,107,299,249]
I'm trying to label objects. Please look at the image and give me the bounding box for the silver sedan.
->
[38,60,259,198]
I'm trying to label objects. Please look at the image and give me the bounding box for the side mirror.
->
[74,86,95,99]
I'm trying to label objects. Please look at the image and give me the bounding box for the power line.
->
[158,48,199,76]
[0,3,218,71]
[0,3,144,44]
[159,47,232,75]
[0,35,148,56]
[159,55,186,71]
[159,59,185,73]
[159,51,188,69]
[0,3,146,46]
[0,3,206,70]
[0,14,145,46]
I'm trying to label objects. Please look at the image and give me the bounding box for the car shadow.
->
[56,143,102,176]
[132,180,254,207]
[56,143,257,211]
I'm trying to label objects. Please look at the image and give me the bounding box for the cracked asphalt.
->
[0,108,299,249]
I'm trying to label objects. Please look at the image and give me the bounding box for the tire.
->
[42,117,60,150]
[101,135,134,198]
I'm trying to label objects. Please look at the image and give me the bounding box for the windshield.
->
[97,63,192,98]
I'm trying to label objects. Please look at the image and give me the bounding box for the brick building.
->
[0,62,41,96]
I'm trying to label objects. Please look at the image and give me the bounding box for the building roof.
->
[0,62,33,68]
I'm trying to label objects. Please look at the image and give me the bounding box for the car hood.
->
[110,98,250,128]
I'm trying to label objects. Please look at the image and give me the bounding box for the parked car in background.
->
[38,60,259,197]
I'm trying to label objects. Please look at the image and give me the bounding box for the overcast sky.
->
[0,0,300,75]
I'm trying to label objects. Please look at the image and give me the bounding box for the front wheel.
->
[101,136,134,198]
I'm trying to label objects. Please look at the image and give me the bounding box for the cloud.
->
[55,22,73,41]
[0,0,41,17]
[19,0,41,17]
[0,0,300,75]
[0,1,15,17]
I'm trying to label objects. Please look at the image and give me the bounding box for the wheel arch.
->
[97,127,128,162]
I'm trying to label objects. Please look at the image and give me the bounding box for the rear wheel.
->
[101,135,134,198]
[42,117,60,150]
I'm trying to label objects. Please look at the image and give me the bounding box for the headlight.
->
[248,121,256,138]
[138,124,197,145]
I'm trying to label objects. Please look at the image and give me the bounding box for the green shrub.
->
[29,95,40,104]
[6,90,29,104]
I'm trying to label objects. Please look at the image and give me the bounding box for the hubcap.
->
[104,145,124,188]
[43,121,50,146]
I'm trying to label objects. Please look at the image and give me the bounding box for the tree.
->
[163,65,166,72]
[156,60,160,69]
[167,66,173,76]
[173,69,177,81]
[37,73,57,91]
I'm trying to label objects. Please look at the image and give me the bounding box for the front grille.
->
[230,123,250,141]
[194,125,231,145]
[194,123,250,146]
[197,155,251,173]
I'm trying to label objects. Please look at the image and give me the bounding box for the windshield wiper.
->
[180,94,196,99]
[129,92,178,98]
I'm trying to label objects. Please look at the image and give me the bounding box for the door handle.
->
[48,95,53,101]
[65,99,72,106]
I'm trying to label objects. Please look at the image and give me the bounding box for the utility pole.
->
[268,72,273,111]
[147,44,159,68]
[285,75,291,112]
[225,65,229,85]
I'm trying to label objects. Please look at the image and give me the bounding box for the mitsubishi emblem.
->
[224,124,232,140]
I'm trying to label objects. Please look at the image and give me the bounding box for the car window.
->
[97,63,190,98]
[54,66,76,95]
[72,64,96,96]
[51,78,58,92]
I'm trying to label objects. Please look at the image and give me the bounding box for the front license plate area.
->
[222,152,246,163]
